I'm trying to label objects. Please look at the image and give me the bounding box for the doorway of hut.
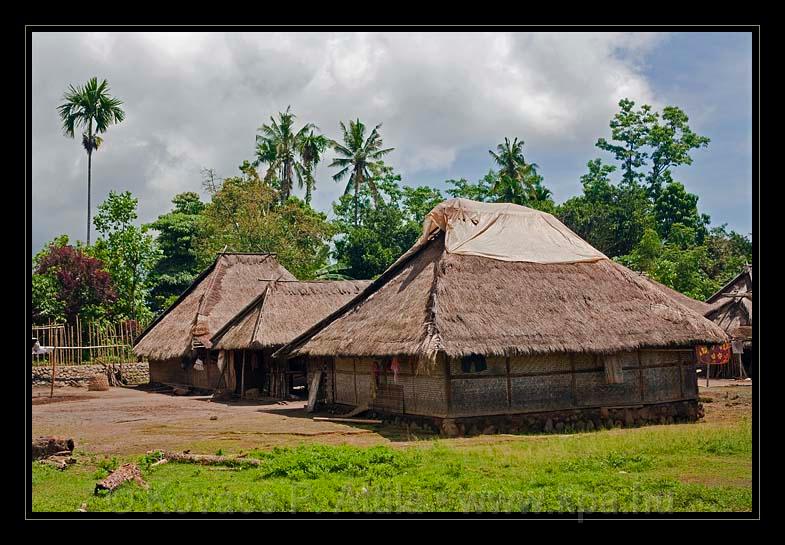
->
[231,350,304,399]
[742,347,754,379]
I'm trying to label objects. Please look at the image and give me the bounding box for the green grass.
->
[31,419,752,513]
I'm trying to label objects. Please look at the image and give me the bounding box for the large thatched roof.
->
[134,253,295,360]
[637,274,719,316]
[277,200,728,361]
[211,280,371,350]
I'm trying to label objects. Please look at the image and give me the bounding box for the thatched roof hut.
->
[705,265,753,341]
[278,200,728,362]
[211,280,371,351]
[133,253,295,361]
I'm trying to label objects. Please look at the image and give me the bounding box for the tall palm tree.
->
[296,130,331,205]
[330,119,394,226]
[254,106,319,204]
[488,137,539,205]
[57,77,125,246]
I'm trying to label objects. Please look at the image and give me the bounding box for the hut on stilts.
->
[275,199,728,436]
[209,280,370,400]
[132,253,295,391]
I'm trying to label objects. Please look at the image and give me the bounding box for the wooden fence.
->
[31,318,149,367]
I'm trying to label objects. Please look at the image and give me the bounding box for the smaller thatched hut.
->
[705,265,753,377]
[133,253,295,390]
[276,199,729,435]
[210,280,370,399]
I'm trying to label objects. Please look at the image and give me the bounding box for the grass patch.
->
[31,419,752,513]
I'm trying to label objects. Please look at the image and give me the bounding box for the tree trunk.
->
[94,463,147,494]
[354,176,360,227]
[87,149,92,246]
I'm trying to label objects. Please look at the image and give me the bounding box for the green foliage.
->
[93,456,120,480]
[31,420,751,512]
[197,164,335,279]
[332,164,428,279]
[557,159,653,257]
[31,273,66,323]
[654,180,709,242]
[92,191,160,322]
[256,444,419,481]
[330,119,395,226]
[146,192,205,313]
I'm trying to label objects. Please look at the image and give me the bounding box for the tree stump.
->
[32,436,74,460]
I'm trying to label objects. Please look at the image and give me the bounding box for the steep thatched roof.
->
[637,274,719,316]
[134,253,295,360]
[211,280,371,350]
[277,201,728,361]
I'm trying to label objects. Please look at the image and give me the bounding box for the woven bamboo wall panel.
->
[451,377,509,415]
[643,366,682,402]
[510,354,572,374]
[574,369,640,407]
[510,373,573,412]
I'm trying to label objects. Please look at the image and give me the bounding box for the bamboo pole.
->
[50,327,57,398]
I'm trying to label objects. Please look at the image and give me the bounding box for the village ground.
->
[30,381,753,513]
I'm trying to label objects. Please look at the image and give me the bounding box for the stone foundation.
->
[345,400,702,437]
[31,362,150,388]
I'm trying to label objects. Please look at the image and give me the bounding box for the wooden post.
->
[50,327,57,398]
[241,351,246,399]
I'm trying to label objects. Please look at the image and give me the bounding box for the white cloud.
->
[32,31,668,251]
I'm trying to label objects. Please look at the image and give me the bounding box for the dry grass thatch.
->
[133,254,295,360]
[211,280,371,350]
[279,232,729,361]
[636,274,718,316]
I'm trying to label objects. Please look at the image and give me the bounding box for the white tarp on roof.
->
[417,198,607,264]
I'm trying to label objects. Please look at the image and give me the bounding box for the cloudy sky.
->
[31,31,753,254]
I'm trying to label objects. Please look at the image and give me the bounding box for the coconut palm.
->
[254,106,321,204]
[296,130,331,205]
[57,77,125,246]
[330,119,394,226]
[488,137,539,205]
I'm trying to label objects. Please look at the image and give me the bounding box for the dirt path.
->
[31,385,392,455]
[32,382,753,456]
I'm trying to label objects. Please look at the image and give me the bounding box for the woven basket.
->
[87,374,110,391]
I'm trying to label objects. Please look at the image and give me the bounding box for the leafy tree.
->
[401,185,444,225]
[653,180,709,243]
[197,163,334,279]
[146,192,205,313]
[35,242,116,323]
[332,165,425,279]
[646,106,711,199]
[92,191,160,322]
[254,106,321,203]
[557,159,653,257]
[595,98,657,186]
[446,171,496,202]
[330,119,395,226]
[704,225,753,285]
[488,137,540,204]
[57,77,125,246]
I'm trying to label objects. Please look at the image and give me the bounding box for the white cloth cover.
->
[417,199,607,264]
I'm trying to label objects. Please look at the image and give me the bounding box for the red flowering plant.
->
[36,244,117,323]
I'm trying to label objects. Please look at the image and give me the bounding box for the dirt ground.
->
[31,381,753,456]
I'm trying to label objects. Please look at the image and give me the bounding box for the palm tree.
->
[57,77,125,246]
[330,119,394,226]
[296,130,331,205]
[488,137,538,205]
[255,106,320,204]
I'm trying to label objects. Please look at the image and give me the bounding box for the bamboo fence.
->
[31,318,149,367]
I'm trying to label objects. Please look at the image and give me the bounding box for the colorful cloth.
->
[695,343,731,365]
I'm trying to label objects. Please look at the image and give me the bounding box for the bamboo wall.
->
[325,349,697,419]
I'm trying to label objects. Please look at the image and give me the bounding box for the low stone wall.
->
[31,362,150,388]
[351,399,702,437]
